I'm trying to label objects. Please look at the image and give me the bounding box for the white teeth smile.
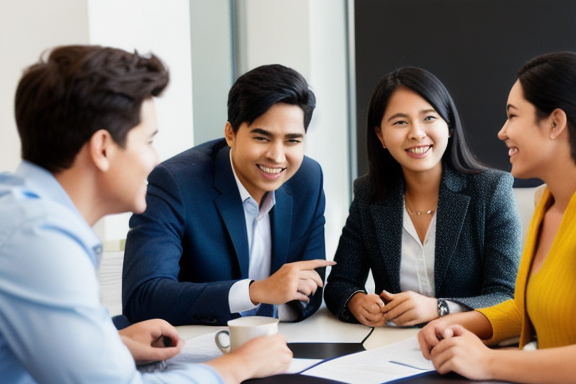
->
[259,165,284,174]
[508,147,519,156]
[408,146,430,154]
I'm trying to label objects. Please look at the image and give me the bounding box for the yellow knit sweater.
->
[477,188,576,349]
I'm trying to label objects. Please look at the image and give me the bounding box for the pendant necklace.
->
[406,206,436,215]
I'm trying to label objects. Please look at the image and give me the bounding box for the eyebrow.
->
[386,109,438,122]
[386,113,408,122]
[250,128,304,140]
[506,104,518,112]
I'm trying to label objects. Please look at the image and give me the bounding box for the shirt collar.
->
[15,161,103,262]
[229,151,276,211]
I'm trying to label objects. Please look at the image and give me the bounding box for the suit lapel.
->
[270,188,292,273]
[434,168,470,294]
[213,146,250,278]
[370,186,404,293]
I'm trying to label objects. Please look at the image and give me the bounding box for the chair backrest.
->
[97,240,125,317]
[512,186,541,245]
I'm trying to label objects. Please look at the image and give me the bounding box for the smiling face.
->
[498,80,553,179]
[225,102,305,205]
[376,87,449,177]
[104,98,160,214]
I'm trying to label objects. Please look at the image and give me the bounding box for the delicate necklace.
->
[406,206,436,215]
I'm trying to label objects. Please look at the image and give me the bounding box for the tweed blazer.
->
[122,139,326,326]
[324,166,522,323]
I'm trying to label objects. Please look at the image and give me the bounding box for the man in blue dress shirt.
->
[0,45,291,384]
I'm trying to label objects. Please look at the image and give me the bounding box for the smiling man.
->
[122,64,333,326]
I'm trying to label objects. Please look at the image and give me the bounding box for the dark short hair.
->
[227,64,316,133]
[517,51,576,164]
[15,45,169,173]
[366,66,484,202]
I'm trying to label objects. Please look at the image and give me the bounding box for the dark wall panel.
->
[354,0,576,187]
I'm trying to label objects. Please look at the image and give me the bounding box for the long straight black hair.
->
[366,66,485,202]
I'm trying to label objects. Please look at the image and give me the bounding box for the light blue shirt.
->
[227,154,299,320]
[228,157,275,314]
[0,161,223,384]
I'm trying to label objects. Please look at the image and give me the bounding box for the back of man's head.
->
[15,45,170,173]
[227,64,316,133]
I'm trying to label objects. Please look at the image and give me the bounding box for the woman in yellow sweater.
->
[418,51,576,383]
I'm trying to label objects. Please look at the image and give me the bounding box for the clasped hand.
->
[348,290,438,327]
[418,321,494,381]
[249,259,335,305]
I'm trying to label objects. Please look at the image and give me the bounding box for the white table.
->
[176,306,419,349]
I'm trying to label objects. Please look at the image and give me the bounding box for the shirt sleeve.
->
[445,300,467,314]
[0,214,224,384]
[476,299,522,345]
[229,279,258,313]
[139,362,224,384]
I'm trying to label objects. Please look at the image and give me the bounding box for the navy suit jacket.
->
[324,167,522,323]
[122,139,326,326]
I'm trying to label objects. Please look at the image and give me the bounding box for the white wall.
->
[308,0,351,260]
[189,0,234,145]
[87,0,194,244]
[87,0,194,163]
[0,0,90,172]
[0,0,194,246]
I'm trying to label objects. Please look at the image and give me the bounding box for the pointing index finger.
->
[293,259,336,270]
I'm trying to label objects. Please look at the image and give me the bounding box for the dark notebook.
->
[242,342,365,383]
[288,342,365,360]
[387,371,511,383]
[243,374,347,384]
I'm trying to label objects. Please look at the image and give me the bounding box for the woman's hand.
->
[118,318,184,364]
[428,325,495,381]
[347,292,387,326]
[380,290,437,326]
[418,317,453,359]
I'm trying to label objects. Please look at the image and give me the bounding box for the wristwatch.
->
[437,298,449,317]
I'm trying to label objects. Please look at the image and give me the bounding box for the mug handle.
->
[215,329,231,353]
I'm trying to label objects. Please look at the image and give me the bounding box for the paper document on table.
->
[167,331,321,374]
[289,358,324,374]
[301,335,434,384]
[168,331,223,365]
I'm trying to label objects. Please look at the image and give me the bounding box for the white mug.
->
[215,316,279,353]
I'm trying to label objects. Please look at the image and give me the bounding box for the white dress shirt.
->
[400,208,437,296]
[227,155,298,319]
[227,169,275,314]
[400,205,465,314]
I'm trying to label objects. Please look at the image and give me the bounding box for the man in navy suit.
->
[122,64,333,326]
